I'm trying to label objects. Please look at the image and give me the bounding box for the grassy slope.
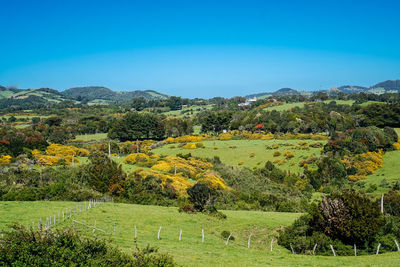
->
[153,139,324,173]
[162,104,214,118]
[363,150,400,194]
[0,201,398,266]
[73,133,108,141]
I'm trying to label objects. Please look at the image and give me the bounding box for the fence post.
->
[54,215,56,226]
[376,243,381,255]
[313,243,317,255]
[289,243,295,254]
[157,226,162,240]
[202,229,204,243]
[248,233,252,249]
[381,194,384,214]
[179,229,182,241]
[226,233,232,246]
[395,239,400,251]
[354,244,357,256]
[330,244,336,256]
[270,238,274,252]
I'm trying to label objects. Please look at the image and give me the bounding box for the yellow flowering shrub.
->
[32,149,59,166]
[284,151,294,159]
[124,153,150,164]
[196,172,229,190]
[165,134,212,144]
[151,156,213,178]
[261,133,274,140]
[273,151,281,157]
[32,144,89,165]
[132,169,192,196]
[237,161,244,165]
[394,138,400,150]
[342,150,383,181]
[218,132,233,140]
[183,143,197,149]
[0,155,12,165]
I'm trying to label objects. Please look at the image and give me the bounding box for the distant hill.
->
[369,80,400,94]
[272,88,300,97]
[62,86,169,104]
[244,91,272,99]
[337,85,368,94]
[246,87,313,99]
[0,85,170,109]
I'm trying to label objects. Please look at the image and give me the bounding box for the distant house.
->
[238,97,257,107]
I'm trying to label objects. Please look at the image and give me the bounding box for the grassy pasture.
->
[162,104,214,118]
[73,133,108,141]
[0,201,399,266]
[153,139,325,173]
[362,150,400,194]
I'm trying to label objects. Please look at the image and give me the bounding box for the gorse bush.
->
[0,224,175,266]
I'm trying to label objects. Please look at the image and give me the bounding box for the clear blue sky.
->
[1,0,400,98]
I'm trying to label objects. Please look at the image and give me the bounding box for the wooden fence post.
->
[354,244,357,256]
[179,229,182,241]
[289,243,295,254]
[157,226,162,240]
[202,229,204,243]
[247,233,252,249]
[330,244,336,256]
[313,243,317,255]
[226,233,233,246]
[381,194,384,213]
[270,238,274,252]
[395,239,400,251]
[376,243,381,255]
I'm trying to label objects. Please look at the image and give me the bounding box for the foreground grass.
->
[0,201,398,266]
[153,139,325,173]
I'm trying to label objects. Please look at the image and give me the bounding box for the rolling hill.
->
[62,86,169,104]
[0,85,170,108]
[246,79,400,99]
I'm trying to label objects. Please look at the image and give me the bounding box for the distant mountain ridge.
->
[0,85,170,108]
[62,86,169,103]
[245,79,400,99]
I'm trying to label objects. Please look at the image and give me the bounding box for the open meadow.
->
[0,201,399,266]
[153,139,325,173]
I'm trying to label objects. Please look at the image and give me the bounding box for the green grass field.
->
[153,139,325,173]
[162,104,214,118]
[0,201,398,266]
[73,133,108,141]
[362,150,400,194]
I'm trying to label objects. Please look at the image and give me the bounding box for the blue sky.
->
[1,0,400,98]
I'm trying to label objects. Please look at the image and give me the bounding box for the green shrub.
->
[0,224,175,266]
[221,230,235,241]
